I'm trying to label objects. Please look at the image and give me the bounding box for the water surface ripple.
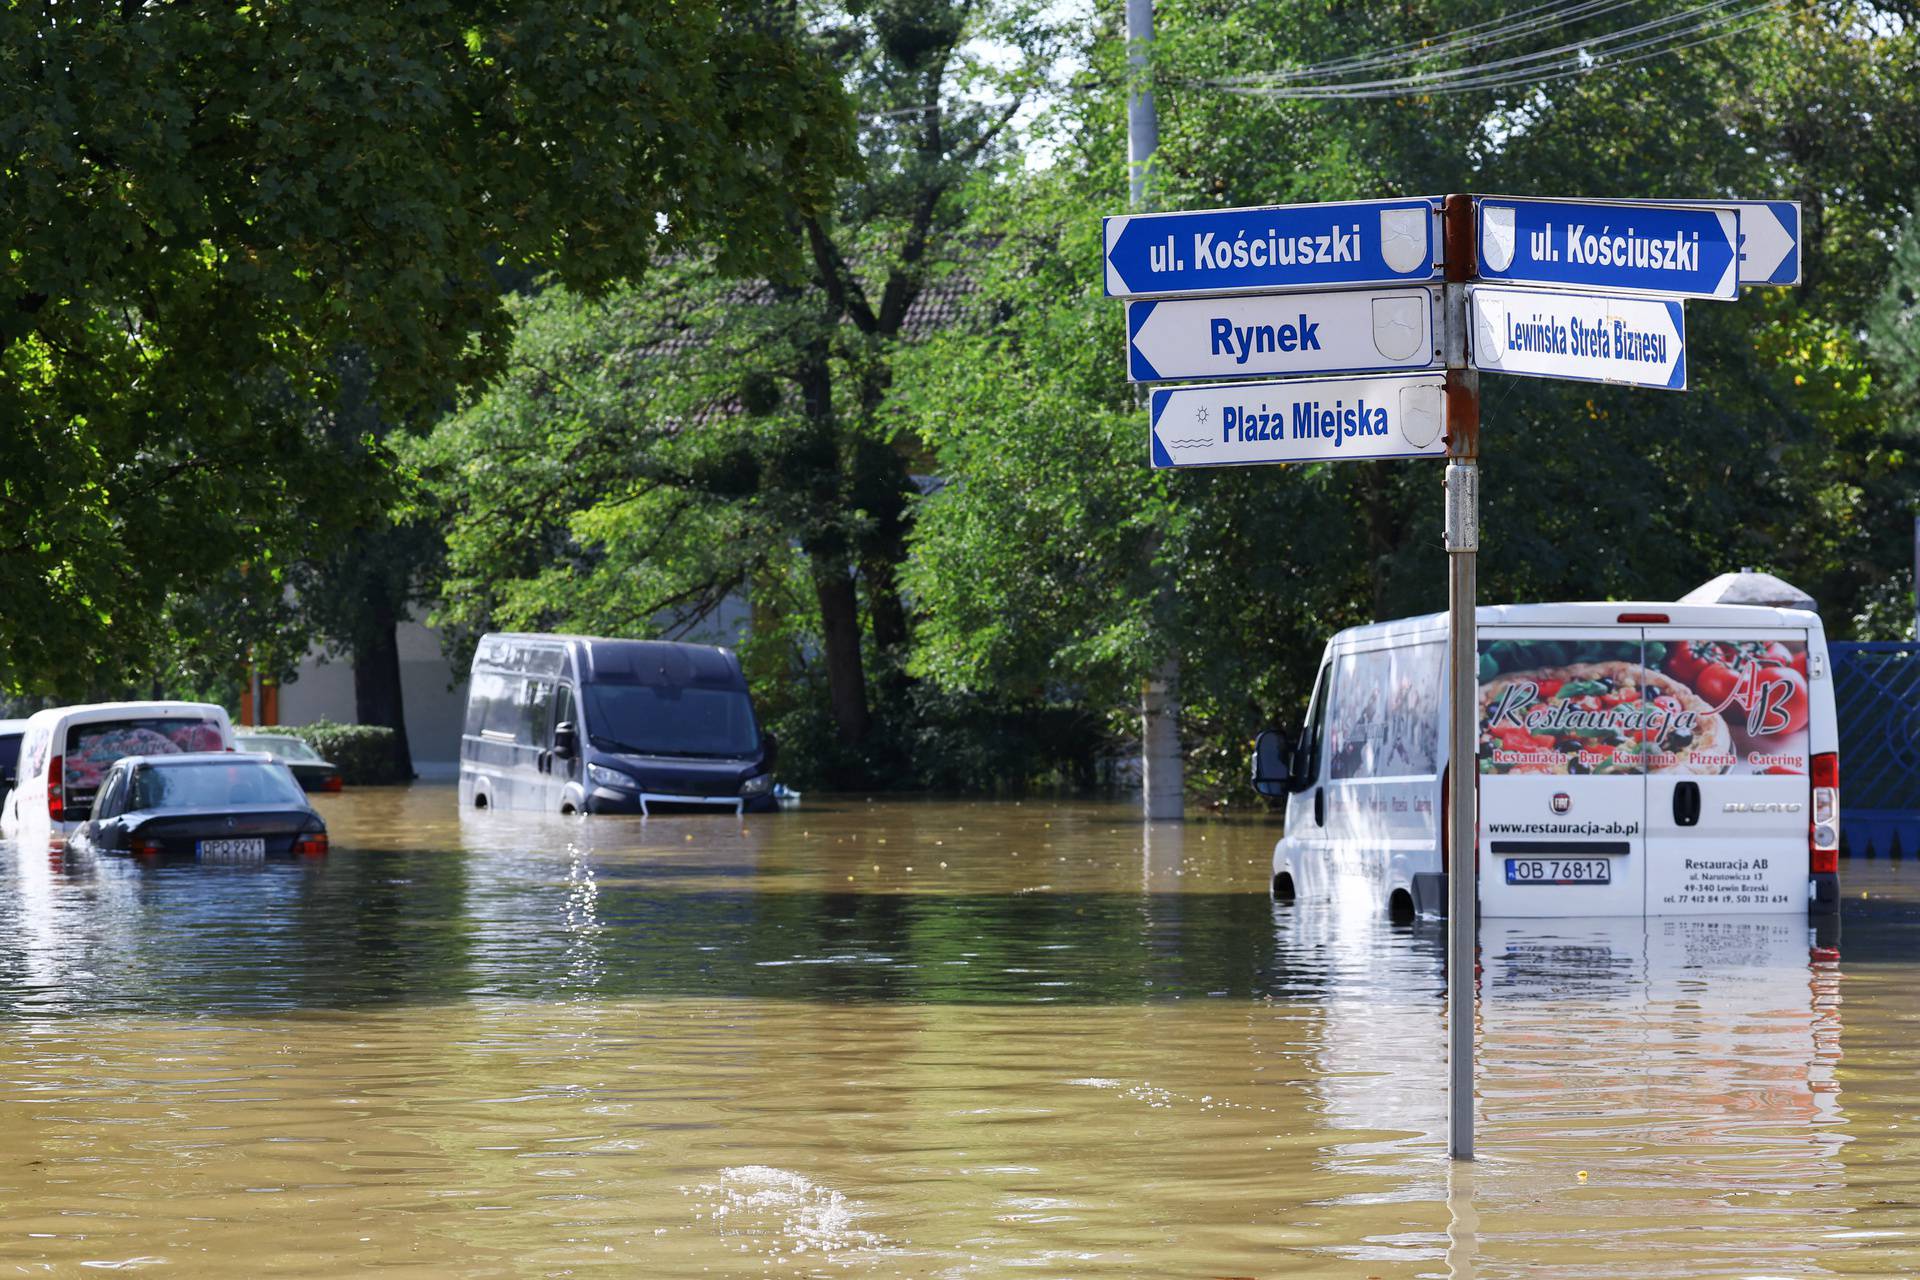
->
[1,785,1916,1277]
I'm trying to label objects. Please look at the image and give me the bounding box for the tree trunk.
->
[811,557,870,746]
[353,603,416,780]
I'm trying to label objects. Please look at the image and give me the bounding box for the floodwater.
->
[2,788,1917,1278]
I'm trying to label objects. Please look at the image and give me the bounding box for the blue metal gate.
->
[1831,642,1920,857]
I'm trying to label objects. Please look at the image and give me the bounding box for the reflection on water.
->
[0,784,1915,1277]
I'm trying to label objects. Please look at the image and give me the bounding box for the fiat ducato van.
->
[458,633,775,816]
[1251,602,1839,918]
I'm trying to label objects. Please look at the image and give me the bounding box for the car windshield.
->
[131,761,306,811]
[583,683,760,757]
[239,735,322,762]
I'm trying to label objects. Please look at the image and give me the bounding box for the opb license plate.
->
[197,838,266,862]
[1505,857,1611,885]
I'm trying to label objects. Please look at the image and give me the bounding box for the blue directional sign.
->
[1104,198,1440,299]
[1620,200,1801,286]
[1475,197,1740,300]
[1149,372,1448,469]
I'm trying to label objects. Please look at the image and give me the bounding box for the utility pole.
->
[1441,193,1480,1161]
[1129,0,1183,821]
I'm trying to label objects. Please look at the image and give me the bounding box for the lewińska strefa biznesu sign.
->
[1469,287,1686,390]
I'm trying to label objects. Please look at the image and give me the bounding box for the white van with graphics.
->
[0,702,236,846]
[1251,603,1840,918]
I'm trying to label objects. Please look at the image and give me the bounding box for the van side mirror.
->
[553,721,577,760]
[760,730,779,770]
[1251,729,1291,798]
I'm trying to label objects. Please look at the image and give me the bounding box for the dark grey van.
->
[458,634,776,815]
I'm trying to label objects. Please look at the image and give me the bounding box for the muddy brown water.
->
[2,785,1917,1277]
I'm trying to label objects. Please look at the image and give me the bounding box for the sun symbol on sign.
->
[1194,406,1208,426]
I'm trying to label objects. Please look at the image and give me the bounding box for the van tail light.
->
[292,832,329,857]
[1617,612,1670,623]
[47,755,63,821]
[130,835,165,859]
[1810,752,1839,874]
[321,775,344,793]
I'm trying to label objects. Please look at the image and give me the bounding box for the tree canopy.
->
[0,0,851,694]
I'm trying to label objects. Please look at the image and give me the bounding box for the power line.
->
[1200,0,1783,100]
[1213,0,1649,86]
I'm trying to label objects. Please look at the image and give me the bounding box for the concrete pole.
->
[1129,0,1182,821]
[1126,0,1157,205]
[1441,193,1480,1160]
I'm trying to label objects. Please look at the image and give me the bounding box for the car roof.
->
[117,751,281,768]
[0,719,28,734]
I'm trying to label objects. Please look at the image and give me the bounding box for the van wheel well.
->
[1272,871,1296,901]
[1388,888,1416,924]
[560,801,578,816]
[473,792,488,810]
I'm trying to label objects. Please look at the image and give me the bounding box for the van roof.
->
[1329,601,1825,646]
[20,701,229,728]
[476,633,745,689]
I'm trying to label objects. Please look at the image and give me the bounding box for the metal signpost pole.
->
[1442,193,1480,1161]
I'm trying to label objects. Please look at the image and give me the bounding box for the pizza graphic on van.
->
[1481,661,1730,775]
[1477,636,1808,776]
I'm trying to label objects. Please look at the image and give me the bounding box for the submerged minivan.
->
[459,633,776,816]
[1253,602,1839,918]
[1,701,237,844]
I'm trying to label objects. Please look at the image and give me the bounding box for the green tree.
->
[900,0,1920,800]
[414,0,1060,782]
[0,0,850,696]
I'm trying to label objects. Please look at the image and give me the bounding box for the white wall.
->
[277,618,469,772]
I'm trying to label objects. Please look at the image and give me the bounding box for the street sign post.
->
[1104,197,1440,299]
[1148,372,1447,468]
[1103,185,1797,1168]
[1127,288,1438,383]
[1469,286,1686,390]
[1475,196,1740,300]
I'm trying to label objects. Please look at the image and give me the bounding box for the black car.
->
[75,753,328,861]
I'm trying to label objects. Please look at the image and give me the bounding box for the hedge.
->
[262,721,413,785]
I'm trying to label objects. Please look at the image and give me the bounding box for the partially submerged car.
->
[73,753,329,862]
[235,730,344,792]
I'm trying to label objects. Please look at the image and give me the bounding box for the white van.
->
[1252,603,1839,918]
[0,702,236,844]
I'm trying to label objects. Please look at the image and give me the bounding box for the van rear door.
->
[1476,628,1648,917]
[1640,628,1811,913]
